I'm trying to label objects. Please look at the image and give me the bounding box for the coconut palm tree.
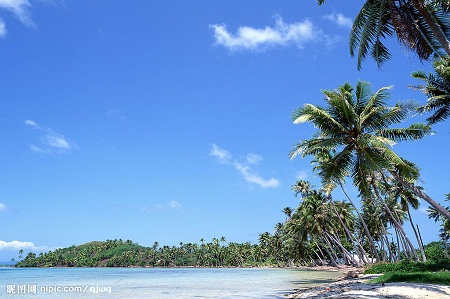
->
[428,193,450,242]
[382,173,427,261]
[413,55,450,124]
[317,0,450,69]
[290,80,450,221]
[311,151,380,260]
[282,207,294,220]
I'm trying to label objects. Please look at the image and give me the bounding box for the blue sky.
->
[0,0,448,261]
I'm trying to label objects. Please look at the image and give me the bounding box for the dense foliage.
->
[364,241,450,274]
[371,271,450,285]
[16,238,282,268]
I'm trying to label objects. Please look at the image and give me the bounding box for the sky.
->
[0,0,449,261]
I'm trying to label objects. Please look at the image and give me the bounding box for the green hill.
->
[16,239,149,267]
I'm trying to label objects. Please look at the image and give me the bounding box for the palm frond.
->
[290,138,342,160]
[377,123,433,141]
[292,104,349,136]
[318,146,354,187]
[350,0,393,69]
[355,81,373,114]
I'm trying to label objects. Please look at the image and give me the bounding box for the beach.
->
[286,272,450,299]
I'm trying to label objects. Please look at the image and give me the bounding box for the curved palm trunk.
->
[321,237,339,267]
[372,183,419,261]
[339,181,379,261]
[407,208,427,262]
[392,172,450,221]
[329,199,367,265]
[326,231,361,266]
[411,0,450,56]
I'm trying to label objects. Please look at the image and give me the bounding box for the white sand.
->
[286,274,450,299]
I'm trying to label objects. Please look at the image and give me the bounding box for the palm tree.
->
[428,193,450,242]
[382,174,427,261]
[317,0,450,69]
[290,81,450,220]
[282,207,293,220]
[413,55,450,124]
[311,151,380,260]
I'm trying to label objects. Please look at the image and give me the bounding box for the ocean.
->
[0,267,341,298]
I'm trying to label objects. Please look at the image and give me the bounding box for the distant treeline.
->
[15,238,282,268]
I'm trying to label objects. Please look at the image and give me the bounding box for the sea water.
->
[0,267,341,298]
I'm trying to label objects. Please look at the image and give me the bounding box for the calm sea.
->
[0,267,341,298]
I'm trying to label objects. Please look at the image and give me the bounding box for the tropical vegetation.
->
[15,238,281,268]
[371,271,450,285]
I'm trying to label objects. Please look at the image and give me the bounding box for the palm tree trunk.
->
[372,183,418,260]
[407,207,427,262]
[321,241,339,267]
[380,224,393,262]
[392,172,450,220]
[326,232,360,266]
[312,244,326,266]
[411,0,450,56]
[329,198,367,265]
[339,181,379,261]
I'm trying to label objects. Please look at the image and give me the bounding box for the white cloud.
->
[0,240,47,251]
[234,162,280,189]
[25,119,76,153]
[209,143,232,164]
[0,0,34,26]
[168,200,182,209]
[210,144,280,189]
[0,0,35,37]
[295,170,308,181]
[24,119,38,127]
[210,14,340,52]
[0,18,6,37]
[324,13,352,29]
[0,202,7,212]
[246,153,262,165]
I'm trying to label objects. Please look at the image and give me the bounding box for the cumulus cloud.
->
[210,14,340,52]
[0,202,7,212]
[0,240,48,251]
[0,0,35,37]
[24,119,76,153]
[209,144,280,189]
[324,13,352,29]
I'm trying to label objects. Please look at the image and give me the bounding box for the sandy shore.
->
[286,273,450,299]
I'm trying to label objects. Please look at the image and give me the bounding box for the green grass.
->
[371,271,450,285]
[364,260,450,274]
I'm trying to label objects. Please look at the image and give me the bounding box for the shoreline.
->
[286,272,450,299]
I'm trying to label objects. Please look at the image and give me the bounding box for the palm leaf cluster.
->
[290,81,430,198]
[413,55,450,124]
[318,0,450,69]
